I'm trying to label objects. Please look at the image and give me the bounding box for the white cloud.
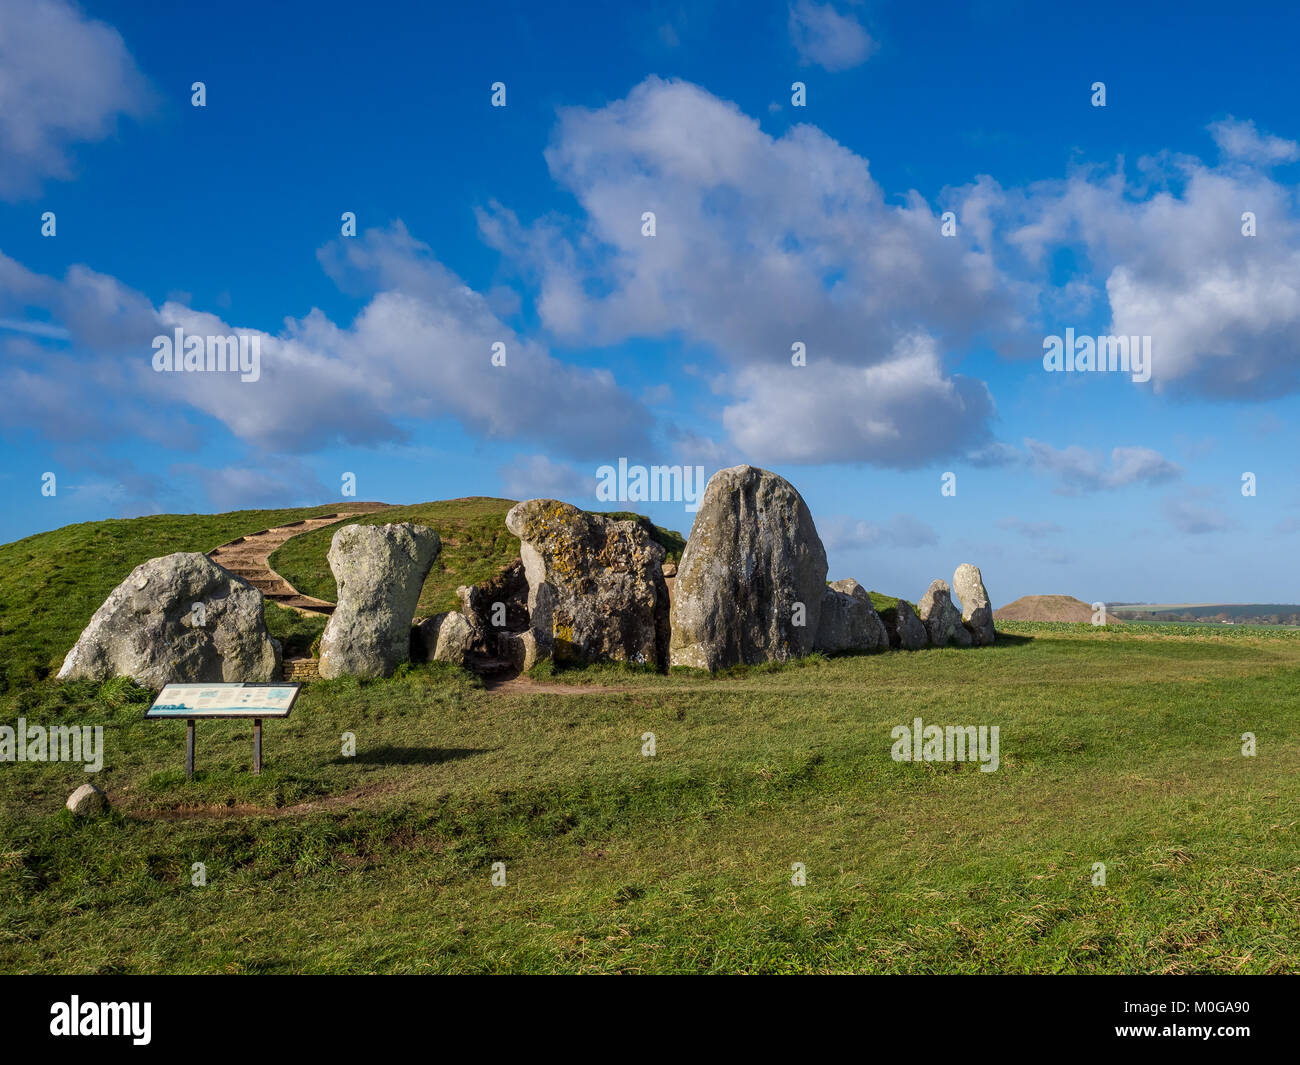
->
[1209,117,1300,166]
[0,224,655,459]
[721,334,994,467]
[1009,125,1300,399]
[1024,440,1181,494]
[788,1,877,72]
[0,0,151,198]
[171,461,329,511]
[482,77,1022,466]
[1162,495,1233,535]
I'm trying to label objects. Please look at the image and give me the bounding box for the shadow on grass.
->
[991,631,1035,646]
[336,746,491,766]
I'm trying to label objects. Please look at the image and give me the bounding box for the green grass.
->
[6,507,1298,973]
[3,625,1299,973]
[0,505,347,692]
[268,498,520,617]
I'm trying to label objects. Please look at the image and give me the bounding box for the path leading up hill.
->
[208,504,393,617]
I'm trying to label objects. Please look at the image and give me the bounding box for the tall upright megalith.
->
[669,465,828,670]
[953,563,996,646]
[318,522,441,679]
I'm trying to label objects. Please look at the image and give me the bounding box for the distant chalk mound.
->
[993,595,1122,624]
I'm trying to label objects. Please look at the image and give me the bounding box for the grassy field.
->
[4,507,1298,973]
[3,622,1299,974]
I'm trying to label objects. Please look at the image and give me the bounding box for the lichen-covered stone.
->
[815,579,888,654]
[318,523,441,679]
[416,611,475,666]
[505,500,669,668]
[953,563,995,646]
[66,783,108,816]
[881,598,928,650]
[57,552,282,686]
[669,465,828,670]
[499,629,541,672]
[918,579,969,647]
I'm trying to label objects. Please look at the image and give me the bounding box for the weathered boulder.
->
[918,579,970,647]
[881,599,928,650]
[815,579,888,654]
[669,465,828,670]
[416,611,475,666]
[318,523,441,679]
[57,552,282,686]
[66,783,108,816]
[505,500,669,668]
[953,563,995,646]
[499,629,541,672]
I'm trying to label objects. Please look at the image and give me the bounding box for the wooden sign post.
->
[146,683,300,779]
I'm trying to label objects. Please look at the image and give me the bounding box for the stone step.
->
[467,654,516,674]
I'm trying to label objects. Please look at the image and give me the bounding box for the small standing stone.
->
[66,783,108,816]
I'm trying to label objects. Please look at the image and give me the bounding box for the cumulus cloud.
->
[788,1,877,71]
[721,334,994,466]
[0,224,655,460]
[1008,121,1300,399]
[0,0,151,198]
[482,76,1023,466]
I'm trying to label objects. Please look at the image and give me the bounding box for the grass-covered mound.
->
[0,505,347,692]
[269,498,519,618]
[3,625,1299,973]
[269,499,689,618]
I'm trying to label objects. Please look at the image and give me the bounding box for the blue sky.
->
[2,0,1299,606]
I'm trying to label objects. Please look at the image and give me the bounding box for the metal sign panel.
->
[145,683,300,719]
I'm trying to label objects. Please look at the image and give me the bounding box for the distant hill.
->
[993,595,1121,624]
[1110,603,1300,626]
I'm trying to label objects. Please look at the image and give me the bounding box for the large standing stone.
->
[881,599,928,650]
[318,523,441,679]
[505,500,669,668]
[57,552,282,686]
[918,579,971,648]
[815,579,888,654]
[953,563,995,646]
[669,465,828,670]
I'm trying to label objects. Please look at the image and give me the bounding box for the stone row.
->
[57,465,995,685]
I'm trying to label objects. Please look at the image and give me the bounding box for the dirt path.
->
[482,674,635,695]
[208,503,392,616]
